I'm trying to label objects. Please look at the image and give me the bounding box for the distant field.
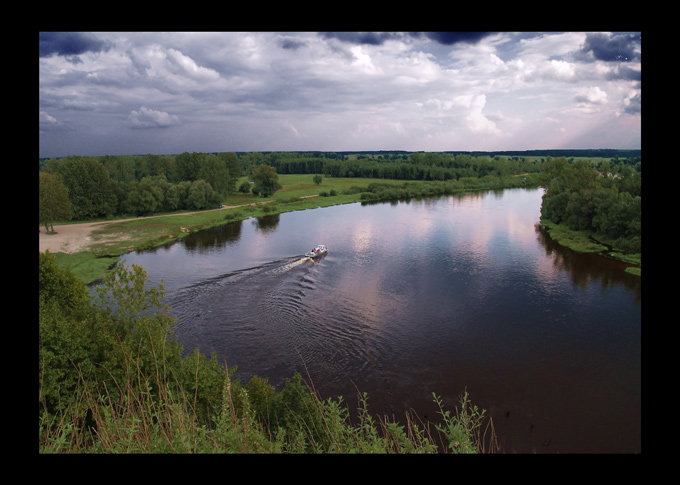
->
[222,174,404,205]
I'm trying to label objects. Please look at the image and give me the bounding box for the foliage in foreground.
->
[39,252,495,453]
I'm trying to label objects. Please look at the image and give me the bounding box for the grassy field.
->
[89,174,402,253]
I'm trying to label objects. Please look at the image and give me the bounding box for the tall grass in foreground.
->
[39,254,496,453]
[39,358,496,453]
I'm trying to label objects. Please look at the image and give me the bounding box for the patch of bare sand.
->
[37,197,311,255]
[38,222,105,254]
[38,207,231,254]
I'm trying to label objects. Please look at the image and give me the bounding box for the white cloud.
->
[544,60,576,81]
[40,111,58,124]
[165,48,221,82]
[128,106,181,128]
[575,86,609,105]
[453,94,502,136]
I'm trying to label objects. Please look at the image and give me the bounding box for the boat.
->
[306,244,328,259]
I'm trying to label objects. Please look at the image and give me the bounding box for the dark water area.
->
[122,188,641,453]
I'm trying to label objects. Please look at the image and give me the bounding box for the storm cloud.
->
[39,32,112,59]
[39,31,641,158]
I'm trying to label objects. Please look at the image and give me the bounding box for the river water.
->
[121,188,641,453]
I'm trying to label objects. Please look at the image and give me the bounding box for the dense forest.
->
[539,156,641,252]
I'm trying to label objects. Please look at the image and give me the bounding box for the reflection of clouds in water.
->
[430,190,548,303]
[350,221,374,254]
[341,215,410,331]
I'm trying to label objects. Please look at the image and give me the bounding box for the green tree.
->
[164,181,188,211]
[241,152,265,173]
[56,156,117,220]
[100,155,136,184]
[198,154,232,196]
[218,152,242,193]
[141,153,174,179]
[39,172,72,232]
[174,152,206,182]
[251,164,282,198]
[238,180,252,193]
[313,174,323,185]
[39,251,98,418]
[41,158,61,174]
[123,175,168,216]
[187,179,220,210]
[593,190,641,251]
[40,252,228,432]
[90,262,185,403]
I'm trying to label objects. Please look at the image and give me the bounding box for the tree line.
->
[258,151,545,181]
[39,152,242,225]
[38,151,540,226]
[39,151,642,242]
[539,157,641,252]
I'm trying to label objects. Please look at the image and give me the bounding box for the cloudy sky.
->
[39,31,641,158]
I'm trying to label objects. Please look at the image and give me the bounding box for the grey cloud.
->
[606,64,641,83]
[320,32,402,45]
[320,32,494,46]
[624,93,641,115]
[39,32,113,58]
[279,38,307,50]
[39,32,641,157]
[128,107,181,129]
[417,32,495,45]
[577,32,641,62]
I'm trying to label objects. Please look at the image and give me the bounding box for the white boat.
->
[306,244,328,258]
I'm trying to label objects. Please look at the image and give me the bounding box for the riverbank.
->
[538,219,641,276]
[40,175,403,282]
[45,173,636,284]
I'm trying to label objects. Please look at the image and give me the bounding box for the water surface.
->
[122,188,641,453]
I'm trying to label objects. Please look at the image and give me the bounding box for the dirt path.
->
[39,196,318,254]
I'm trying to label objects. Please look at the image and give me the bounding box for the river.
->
[121,188,641,453]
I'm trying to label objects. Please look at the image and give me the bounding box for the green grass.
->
[540,219,641,275]
[539,220,608,253]
[53,251,120,284]
[39,359,495,453]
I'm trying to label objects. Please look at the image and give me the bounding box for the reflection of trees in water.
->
[254,213,280,234]
[181,220,244,253]
[535,225,641,305]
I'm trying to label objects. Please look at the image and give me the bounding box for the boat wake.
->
[167,251,393,403]
[168,255,323,382]
[268,256,313,275]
